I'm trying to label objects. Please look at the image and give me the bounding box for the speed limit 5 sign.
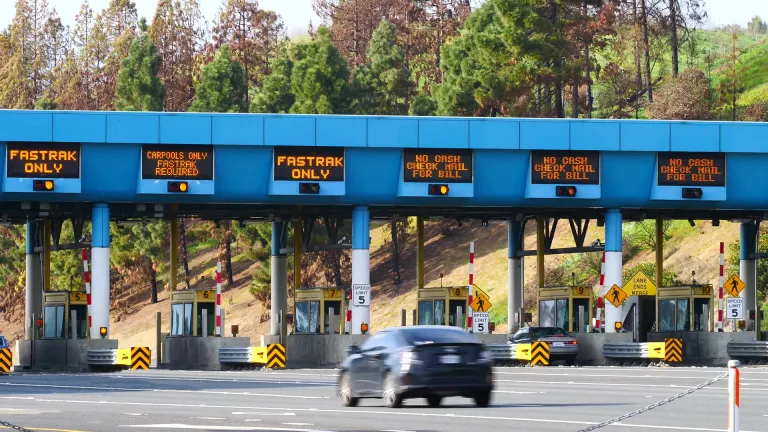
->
[352,284,370,306]
[726,297,744,320]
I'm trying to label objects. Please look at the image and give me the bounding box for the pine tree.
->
[115,18,165,112]
[189,44,248,113]
[290,26,351,114]
[355,20,413,115]
[131,221,168,304]
[250,46,293,113]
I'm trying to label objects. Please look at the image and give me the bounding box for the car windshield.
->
[399,327,480,345]
[533,327,569,337]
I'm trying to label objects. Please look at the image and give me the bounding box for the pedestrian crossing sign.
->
[605,284,628,308]
[470,285,492,312]
[724,274,746,297]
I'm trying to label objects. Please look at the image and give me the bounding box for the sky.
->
[0,0,767,35]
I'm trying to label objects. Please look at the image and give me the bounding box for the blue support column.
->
[25,220,42,340]
[508,221,524,333]
[91,204,111,339]
[270,221,288,336]
[740,221,759,332]
[604,209,623,332]
[351,206,370,334]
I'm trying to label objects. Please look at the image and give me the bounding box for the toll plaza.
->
[294,287,345,334]
[416,285,469,326]
[3,111,768,369]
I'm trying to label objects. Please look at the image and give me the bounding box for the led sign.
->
[402,149,472,183]
[141,145,214,180]
[531,151,600,184]
[273,147,345,181]
[6,142,81,178]
[657,152,725,187]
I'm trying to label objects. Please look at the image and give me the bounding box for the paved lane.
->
[0,367,765,432]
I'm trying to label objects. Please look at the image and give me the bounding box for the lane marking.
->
[491,379,768,392]
[381,430,416,432]
[123,413,146,416]
[6,396,761,432]
[0,428,89,432]
[118,425,334,431]
[493,390,546,394]
[106,375,332,386]
[0,383,328,399]
[244,419,262,422]
[196,417,226,420]
[232,412,296,416]
[283,423,314,426]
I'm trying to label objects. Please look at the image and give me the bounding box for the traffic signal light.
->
[32,180,54,192]
[299,182,320,194]
[682,188,702,199]
[167,181,188,193]
[555,186,577,197]
[428,184,449,195]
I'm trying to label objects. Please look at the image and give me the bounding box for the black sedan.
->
[338,326,494,408]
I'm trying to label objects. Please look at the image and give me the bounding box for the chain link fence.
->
[576,371,729,432]
[0,419,35,431]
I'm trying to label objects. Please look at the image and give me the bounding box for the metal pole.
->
[202,309,208,338]
[536,218,545,288]
[44,220,51,291]
[279,310,285,345]
[220,308,225,337]
[401,309,406,327]
[416,217,424,290]
[728,360,740,432]
[156,312,162,367]
[655,218,663,291]
[412,309,416,326]
[170,218,179,292]
[578,305,584,333]
[71,310,77,340]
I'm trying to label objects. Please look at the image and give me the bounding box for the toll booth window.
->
[555,299,568,330]
[676,299,690,331]
[418,301,433,325]
[324,301,341,334]
[71,305,88,338]
[658,299,675,331]
[171,303,193,336]
[296,301,321,334]
[434,300,445,325]
[44,305,65,339]
[572,298,589,333]
[197,303,215,336]
[693,298,709,331]
[448,300,464,327]
[539,300,555,327]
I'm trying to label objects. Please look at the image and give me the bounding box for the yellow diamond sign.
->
[470,285,492,312]
[622,271,657,296]
[724,274,746,297]
[605,284,628,308]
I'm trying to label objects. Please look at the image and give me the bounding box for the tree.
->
[151,0,206,112]
[131,221,168,304]
[289,26,351,114]
[189,44,248,113]
[100,0,139,110]
[748,16,768,34]
[354,20,413,115]
[409,93,437,116]
[34,94,56,109]
[717,31,744,121]
[115,18,165,112]
[250,45,293,113]
[648,69,712,120]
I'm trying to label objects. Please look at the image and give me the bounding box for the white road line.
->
[493,390,546,394]
[283,423,314,426]
[118,424,334,431]
[123,413,145,416]
[232,412,296,416]
[381,430,416,432]
[491,379,761,391]
[7,396,762,432]
[244,419,262,422]
[196,417,226,420]
[0,383,328,399]
[494,371,735,380]
[107,375,331,386]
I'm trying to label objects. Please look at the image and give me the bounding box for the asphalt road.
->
[0,366,766,432]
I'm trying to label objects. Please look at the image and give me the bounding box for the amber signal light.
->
[555,186,577,197]
[168,181,189,193]
[32,180,54,191]
[428,184,449,196]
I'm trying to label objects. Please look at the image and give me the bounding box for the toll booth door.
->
[448,300,466,327]
[324,301,341,334]
[693,298,709,331]
[197,303,215,336]
[638,296,655,342]
[71,304,88,339]
[44,304,65,339]
[571,298,589,333]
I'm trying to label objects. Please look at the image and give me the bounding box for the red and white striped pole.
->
[81,249,92,333]
[728,359,740,432]
[346,290,352,333]
[215,261,222,336]
[596,251,606,332]
[719,242,725,331]
[468,242,474,331]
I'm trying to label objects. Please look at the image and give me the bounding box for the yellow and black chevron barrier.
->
[267,344,286,369]
[664,338,683,363]
[530,341,550,366]
[0,348,12,373]
[130,347,151,370]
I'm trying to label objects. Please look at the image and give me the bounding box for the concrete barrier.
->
[15,339,118,371]
[575,333,633,365]
[286,334,369,368]
[162,336,250,370]
[648,331,757,366]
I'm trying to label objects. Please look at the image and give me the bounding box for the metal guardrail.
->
[603,343,664,359]
[218,347,252,363]
[727,341,768,358]
[487,344,517,361]
[87,349,119,365]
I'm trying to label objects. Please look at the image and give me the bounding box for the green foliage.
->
[622,263,681,287]
[289,26,351,114]
[623,220,673,252]
[250,259,270,302]
[131,221,169,270]
[50,220,90,292]
[115,18,165,112]
[648,69,713,120]
[189,45,248,113]
[354,20,412,115]
[34,95,57,110]
[748,16,768,34]
[409,94,437,116]
[250,46,294,113]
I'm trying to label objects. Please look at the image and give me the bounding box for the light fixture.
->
[712,219,720,227]
[688,219,696,227]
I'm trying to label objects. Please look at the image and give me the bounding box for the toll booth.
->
[416,286,469,327]
[42,291,89,339]
[294,287,346,334]
[538,286,593,333]
[656,284,713,332]
[170,289,216,337]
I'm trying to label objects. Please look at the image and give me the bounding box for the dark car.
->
[0,336,6,349]
[509,326,579,365]
[338,326,494,408]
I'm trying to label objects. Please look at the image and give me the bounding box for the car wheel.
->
[426,395,442,408]
[339,373,359,407]
[383,374,403,408]
[474,390,491,408]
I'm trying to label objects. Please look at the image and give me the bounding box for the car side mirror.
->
[347,345,361,355]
